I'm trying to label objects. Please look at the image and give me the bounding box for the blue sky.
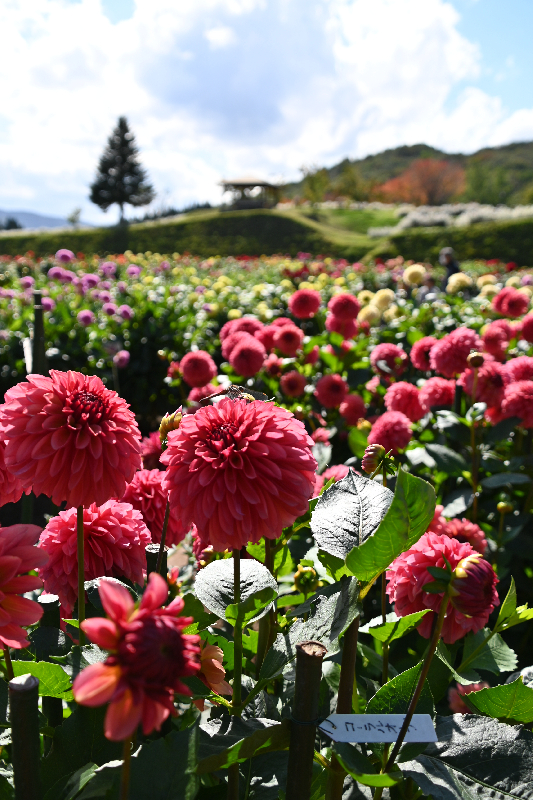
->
[1,0,533,224]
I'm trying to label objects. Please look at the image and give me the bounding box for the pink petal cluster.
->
[280,371,307,397]
[229,335,266,377]
[220,317,264,341]
[73,574,200,740]
[504,355,533,383]
[39,500,151,615]
[0,441,25,507]
[180,351,217,388]
[339,394,366,426]
[492,287,529,318]
[141,432,163,470]
[273,324,304,356]
[482,321,511,360]
[325,314,358,339]
[0,524,47,648]
[194,643,232,711]
[501,380,533,427]
[409,336,437,371]
[370,343,408,378]
[419,377,455,412]
[384,382,424,422]
[459,361,508,407]
[162,398,317,551]
[289,289,321,319]
[386,532,499,644]
[121,469,187,547]
[521,314,533,343]
[367,411,412,454]
[0,371,141,508]
[314,374,348,408]
[327,293,361,320]
[430,328,482,377]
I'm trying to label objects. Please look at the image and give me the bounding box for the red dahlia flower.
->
[384,382,424,422]
[370,343,408,378]
[419,377,455,412]
[410,336,437,371]
[386,532,499,644]
[273,324,304,356]
[339,394,366,426]
[325,314,358,339]
[0,441,25,507]
[289,289,321,319]
[327,293,360,321]
[255,325,278,352]
[219,317,264,342]
[0,371,141,508]
[72,573,201,741]
[521,314,533,343]
[188,384,217,404]
[505,356,533,383]
[229,336,266,377]
[161,398,317,551]
[442,518,487,555]
[448,682,489,714]
[0,524,47,648]
[367,411,412,454]
[180,351,217,388]
[459,361,508,407]
[314,374,348,408]
[482,322,510,360]
[280,371,307,397]
[492,287,529,318]
[313,464,349,495]
[39,500,151,615]
[141,432,163,470]
[501,380,533,427]
[121,469,186,547]
[430,328,482,377]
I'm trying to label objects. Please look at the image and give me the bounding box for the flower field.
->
[0,248,532,799]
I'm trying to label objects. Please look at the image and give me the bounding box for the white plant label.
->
[318,714,437,743]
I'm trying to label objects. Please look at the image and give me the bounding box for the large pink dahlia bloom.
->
[162,398,317,551]
[367,411,412,454]
[0,441,25,507]
[121,469,186,547]
[386,532,499,644]
[73,573,201,740]
[0,371,141,508]
[430,328,482,377]
[39,500,151,615]
[0,524,47,648]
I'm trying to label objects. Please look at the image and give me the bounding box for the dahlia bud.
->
[467,352,485,369]
[294,564,319,595]
[159,407,183,449]
[357,418,372,434]
[497,501,513,515]
[362,444,386,474]
[449,554,499,617]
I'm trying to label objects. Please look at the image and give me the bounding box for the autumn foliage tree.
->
[377,159,465,205]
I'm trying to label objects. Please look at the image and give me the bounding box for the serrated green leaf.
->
[333,743,401,786]
[359,610,430,644]
[346,470,435,585]
[436,641,480,685]
[195,557,277,625]
[317,550,351,580]
[463,679,533,723]
[226,586,278,627]
[494,579,533,632]
[197,719,290,773]
[461,629,517,675]
[11,661,73,700]
[181,593,218,635]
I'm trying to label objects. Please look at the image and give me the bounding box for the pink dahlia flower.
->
[0,441,25,507]
[264,353,283,376]
[219,317,263,342]
[505,355,533,383]
[188,384,217,404]
[229,335,266,377]
[121,469,186,547]
[442,518,487,555]
[370,343,408,378]
[304,345,320,365]
[492,287,529,318]
[180,351,217,388]
[255,325,277,352]
[430,328,482,377]
[39,500,151,616]
[273,324,304,356]
[327,293,361,321]
[448,682,490,714]
[384,382,424,422]
[339,394,366,426]
[482,322,510,360]
[325,314,358,340]
[167,361,180,380]
[0,371,141,508]
[0,524,47,648]
[459,361,508,407]
[73,573,200,741]
[280,371,307,398]
[195,642,232,711]
[501,380,533,427]
[221,331,246,361]
[367,411,412,454]
[314,464,349,495]
[314,374,348,409]
[289,289,321,319]
[55,249,75,263]
[162,398,317,551]
[386,532,499,644]
[426,504,448,536]
[419,377,455,412]
[521,314,533,343]
[141,432,162,470]
[410,336,437,371]
[271,317,293,328]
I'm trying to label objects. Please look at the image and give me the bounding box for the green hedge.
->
[0,211,331,258]
[388,216,533,265]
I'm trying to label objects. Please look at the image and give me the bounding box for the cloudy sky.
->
[1,0,533,223]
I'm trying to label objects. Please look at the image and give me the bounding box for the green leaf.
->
[310,469,394,561]
[181,593,218,635]
[485,416,522,445]
[197,719,290,773]
[226,587,278,627]
[462,629,517,675]
[425,444,468,475]
[29,627,72,662]
[50,644,107,682]
[463,679,533,723]
[317,551,351,581]
[348,426,369,458]
[195,557,277,625]
[441,487,473,518]
[481,472,531,488]
[11,661,73,700]
[200,631,234,671]
[346,470,436,585]
[495,577,517,630]
[359,610,430,644]
[405,447,436,469]
[333,743,401,787]
[63,619,79,629]
[402,714,533,800]
[43,763,98,800]
[436,641,480,685]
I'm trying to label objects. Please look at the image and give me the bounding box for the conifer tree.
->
[90,117,155,222]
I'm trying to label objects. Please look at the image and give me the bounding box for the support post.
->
[10,674,42,800]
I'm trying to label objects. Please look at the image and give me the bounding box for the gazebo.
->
[220,176,280,210]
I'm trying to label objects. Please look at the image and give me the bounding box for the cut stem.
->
[77,505,85,646]
[3,648,13,681]
[120,736,132,800]
[155,499,170,575]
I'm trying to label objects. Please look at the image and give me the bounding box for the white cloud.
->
[1,0,533,223]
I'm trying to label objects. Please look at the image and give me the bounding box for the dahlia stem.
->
[3,648,13,681]
[77,505,86,646]
[470,420,478,524]
[454,382,462,414]
[381,575,389,686]
[256,539,274,677]
[120,736,132,800]
[471,367,479,405]
[156,499,170,576]
[228,549,243,800]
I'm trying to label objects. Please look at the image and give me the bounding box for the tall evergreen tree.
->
[90,117,155,222]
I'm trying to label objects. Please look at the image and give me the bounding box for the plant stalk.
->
[3,648,13,681]
[381,575,389,686]
[256,539,274,677]
[454,382,463,414]
[156,499,171,576]
[228,549,243,800]
[77,505,85,645]
[470,420,478,524]
[120,737,133,800]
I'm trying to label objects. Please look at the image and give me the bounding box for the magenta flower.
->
[0,524,47,648]
[55,249,75,263]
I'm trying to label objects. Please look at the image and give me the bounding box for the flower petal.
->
[104,687,143,741]
[73,663,121,707]
[98,579,135,622]
[139,572,168,612]
[81,618,119,651]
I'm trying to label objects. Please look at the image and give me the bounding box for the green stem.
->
[470,421,478,524]
[384,596,449,772]
[231,549,242,714]
[381,575,389,685]
[156,499,170,575]
[120,737,132,800]
[3,648,13,682]
[77,505,85,646]
[256,539,274,677]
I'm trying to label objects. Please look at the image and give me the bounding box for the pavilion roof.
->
[220,176,277,189]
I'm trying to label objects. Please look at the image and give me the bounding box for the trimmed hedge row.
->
[0,211,331,258]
